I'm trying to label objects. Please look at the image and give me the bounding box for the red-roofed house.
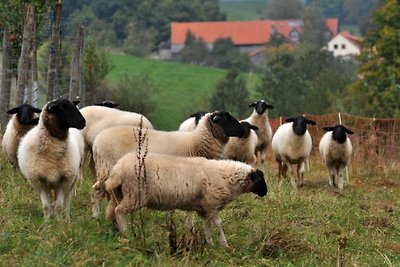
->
[170,18,339,55]
[326,31,362,58]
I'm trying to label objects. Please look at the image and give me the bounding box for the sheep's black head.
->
[190,111,207,126]
[94,100,119,108]
[249,100,273,115]
[7,103,41,125]
[210,111,245,138]
[249,169,267,197]
[286,116,316,136]
[324,124,353,144]
[46,99,86,130]
[240,121,258,138]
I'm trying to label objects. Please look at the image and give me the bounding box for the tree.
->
[266,0,304,19]
[346,0,400,117]
[210,37,250,71]
[210,69,250,119]
[300,6,329,48]
[179,31,208,65]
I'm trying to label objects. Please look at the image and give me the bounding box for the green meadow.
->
[220,0,270,21]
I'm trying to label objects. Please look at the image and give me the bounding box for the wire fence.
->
[269,113,400,166]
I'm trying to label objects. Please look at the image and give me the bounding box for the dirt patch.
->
[363,216,391,228]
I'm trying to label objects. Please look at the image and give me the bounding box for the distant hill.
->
[219,0,270,21]
[107,54,261,130]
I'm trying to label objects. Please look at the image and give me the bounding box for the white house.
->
[327,31,361,58]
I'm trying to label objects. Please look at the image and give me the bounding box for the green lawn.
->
[1,151,399,266]
[220,0,270,21]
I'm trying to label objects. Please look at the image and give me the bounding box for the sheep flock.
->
[1,97,355,248]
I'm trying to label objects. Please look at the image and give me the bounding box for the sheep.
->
[319,124,353,192]
[2,104,42,170]
[17,99,86,222]
[223,121,258,165]
[94,100,119,108]
[91,110,246,218]
[243,100,274,166]
[105,153,268,247]
[178,111,207,131]
[271,116,316,189]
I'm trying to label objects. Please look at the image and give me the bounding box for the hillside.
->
[106,54,260,130]
[219,0,270,21]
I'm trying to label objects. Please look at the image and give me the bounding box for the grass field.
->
[220,0,270,21]
[1,150,399,266]
[106,54,261,131]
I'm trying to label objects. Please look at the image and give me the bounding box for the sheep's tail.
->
[105,171,123,220]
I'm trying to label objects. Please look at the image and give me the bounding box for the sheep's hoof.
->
[220,241,229,248]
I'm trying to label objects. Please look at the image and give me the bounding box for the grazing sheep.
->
[178,111,207,131]
[17,99,86,222]
[2,104,42,169]
[223,121,258,165]
[243,100,274,165]
[91,111,246,218]
[94,100,119,108]
[105,153,268,247]
[319,124,353,192]
[271,116,316,189]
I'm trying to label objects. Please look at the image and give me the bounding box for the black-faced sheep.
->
[178,111,207,131]
[271,116,316,189]
[223,121,258,165]
[2,104,41,169]
[94,101,119,108]
[243,100,274,165]
[91,111,246,218]
[105,153,268,247]
[17,99,86,222]
[319,124,353,192]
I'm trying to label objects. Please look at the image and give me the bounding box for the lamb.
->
[2,104,42,169]
[17,99,86,222]
[105,153,268,247]
[223,121,258,165]
[178,111,207,131]
[243,100,274,165]
[271,116,316,189]
[319,124,353,192]
[91,110,246,218]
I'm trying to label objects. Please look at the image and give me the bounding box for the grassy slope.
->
[220,0,270,21]
[1,152,399,266]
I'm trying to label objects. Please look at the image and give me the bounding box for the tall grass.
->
[1,150,399,266]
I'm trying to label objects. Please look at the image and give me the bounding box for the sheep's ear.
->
[212,115,220,122]
[250,125,258,131]
[323,127,335,131]
[307,119,316,125]
[27,117,39,125]
[47,101,58,113]
[267,104,274,109]
[7,107,19,114]
[33,108,42,113]
[344,127,354,135]
[250,169,264,182]
[249,102,256,107]
[285,117,294,122]
[72,100,80,106]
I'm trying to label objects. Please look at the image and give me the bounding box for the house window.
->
[290,31,299,42]
[334,44,338,49]
[341,44,346,49]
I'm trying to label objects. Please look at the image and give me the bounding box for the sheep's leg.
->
[64,192,71,223]
[91,182,102,218]
[338,166,345,192]
[328,168,336,187]
[39,188,52,220]
[211,213,228,248]
[114,197,138,234]
[54,187,65,221]
[298,162,305,187]
[202,217,214,246]
[185,211,194,231]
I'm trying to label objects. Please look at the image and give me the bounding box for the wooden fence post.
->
[338,112,350,182]
[45,1,62,102]
[0,26,13,132]
[69,23,84,102]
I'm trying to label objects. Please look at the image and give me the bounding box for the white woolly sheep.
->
[223,121,258,165]
[319,124,353,192]
[243,100,274,165]
[91,110,246,218]
[17,99,86,222]
[2,104,41,170]
[105,153,268,247]
[178,111,207,131]
[271,116,316,189]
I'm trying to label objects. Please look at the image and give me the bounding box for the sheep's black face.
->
[7,103,41,125]
[240,121,258,138]
[249,100,273,115]
[250,169,268,197]
[211,111,245,138]
[47,99,86,130]
[286,116,316,136]
[324,124,353,144]
[94,101,119,108]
